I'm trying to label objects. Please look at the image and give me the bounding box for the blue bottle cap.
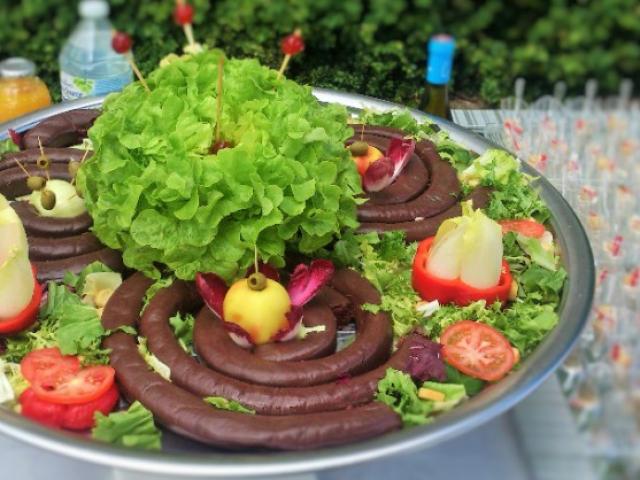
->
[426,34,456,85]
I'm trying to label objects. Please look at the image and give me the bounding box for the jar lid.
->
[0,57,36,78]
[79,0,109,18]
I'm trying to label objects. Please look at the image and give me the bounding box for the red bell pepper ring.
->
[412,237,512,306]
[0,265,43,335]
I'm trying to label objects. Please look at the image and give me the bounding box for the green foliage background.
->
[1,0,638,105]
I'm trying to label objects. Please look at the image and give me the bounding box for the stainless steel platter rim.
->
[0,89,594,477]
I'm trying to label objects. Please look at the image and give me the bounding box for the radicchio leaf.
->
[363,138,415,192]
[8,129,23,149]
[404,335,446,382]
[195,272,228,318]
[273,305,304,342]
[287,259,334,307]
[223,321,254,348]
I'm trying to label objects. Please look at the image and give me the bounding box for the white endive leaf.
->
[426,219,468,280]
[0,195,34,318]
[460,210,503,289]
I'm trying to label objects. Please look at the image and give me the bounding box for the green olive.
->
[26,176,46,191]
[247,272,267,291]
[36,155,50,169]
[349,140,369,157]
[68,160,81,178]
[40,189,57,211]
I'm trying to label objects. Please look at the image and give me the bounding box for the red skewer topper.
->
[111,31,150,93]
[277,29,305,80]
[174,0,196,49]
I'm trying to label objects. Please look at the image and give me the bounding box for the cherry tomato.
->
[0,266,42,335]
[281,33,305,56]
[111,31,132,54]
[499,219,546,238]
[32,365,115,405]
[173,3,194,25]
[440,320,516,382]
[20,385,119,431]
[20,348,80,384]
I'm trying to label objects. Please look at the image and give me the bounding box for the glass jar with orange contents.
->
[0,58,52,123]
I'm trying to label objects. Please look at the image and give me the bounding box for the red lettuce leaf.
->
[195,272,228,318]
[404,335,446,382]
[8,129,23,149]
[287,259,334,307]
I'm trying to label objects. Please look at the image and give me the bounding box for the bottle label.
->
[60,71,132,101]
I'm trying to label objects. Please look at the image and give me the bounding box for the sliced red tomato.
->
[20,384,119,431]
[20,348,80,384]
[32,365,115,405]
[440,320,516,382]
[499,219,546,238]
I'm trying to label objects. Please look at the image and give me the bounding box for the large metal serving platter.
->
[0,89,594,477]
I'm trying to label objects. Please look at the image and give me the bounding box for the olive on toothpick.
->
[40,189,57,211]
[277,29,304,80]
[26,176,46,192]
[349,141,369,157]
[111,31,151,93]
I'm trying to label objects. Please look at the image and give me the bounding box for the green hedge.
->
[1,0,638,106]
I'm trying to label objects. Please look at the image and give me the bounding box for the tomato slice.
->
[32,365,115,405]
[440,320,516,382]
[21,348,80,384]
[499,219,546,238]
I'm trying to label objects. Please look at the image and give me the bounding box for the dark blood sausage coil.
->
[102,272,413,449]
[106,331,401,450]
[0,164,72,198]
[346,135,430,205]
[313,286,354,326]
[350,124,494,242]
[34,248,124,283]
[358,186,493,242]
[193,270,393,387]
[28,232,103,261]
[0,141,120,280]
[22,109,100,149]
[0,148,91,172]
[12,201,92,237]
[356,139,461,223]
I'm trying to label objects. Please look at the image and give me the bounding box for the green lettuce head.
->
[78,51,361,280]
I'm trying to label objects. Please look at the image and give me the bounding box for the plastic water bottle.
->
[59,0,132,101]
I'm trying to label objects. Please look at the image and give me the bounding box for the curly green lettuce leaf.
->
[142,276,175,313]
[516,234,557,271]
[375,368,432,426]
[92,401,162,450]
[203,396,255,414]
[63,261,114,292]
[459,149,519,188]
[137,337,171,381]
[420,381,467,412]
[80,51,361,281]
[0,138,19,155]
[444,364,485,396]
[169,312,195,354]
